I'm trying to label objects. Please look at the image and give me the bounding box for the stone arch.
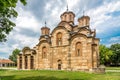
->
[70,33,87,44]
[22,47,30,54]
[51,26,68,35]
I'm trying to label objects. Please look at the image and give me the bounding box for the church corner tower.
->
[78,15,90,27]
[41,22,50,36]
[39,22,51,43]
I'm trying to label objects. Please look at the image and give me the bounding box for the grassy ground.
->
[106,67,120,70]
[0,69,120,80]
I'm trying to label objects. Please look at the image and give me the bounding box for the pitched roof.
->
[0,59,14,63]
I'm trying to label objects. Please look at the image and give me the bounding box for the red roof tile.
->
[0,59,15,63]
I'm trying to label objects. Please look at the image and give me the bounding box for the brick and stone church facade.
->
[17,9,101,72]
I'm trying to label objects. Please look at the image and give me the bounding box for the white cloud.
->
[43,0,81,30]
[87,0,120,31]
[1,0,120,59]
[67,0,80,10]
[109,36,120,43]
[106,36,120,47]
[0,7,40,58]
[15,8,41,33]
[9,32,39,48]
[0,44,11,54]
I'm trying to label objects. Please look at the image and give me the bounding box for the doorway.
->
[57,59,62,70]
[30,56,34,69]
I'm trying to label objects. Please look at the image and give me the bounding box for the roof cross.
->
[83,10,85,16]
[45,21,46,27]
[67,4,69,11]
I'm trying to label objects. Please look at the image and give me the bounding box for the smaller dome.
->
[78,15,90,21]
[41,26,50,30]
[41,22,50,36]
[78,15,90,27]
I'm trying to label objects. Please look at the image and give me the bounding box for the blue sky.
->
[0,0,120,59]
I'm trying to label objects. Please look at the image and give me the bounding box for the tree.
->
[9,48,21,64]
[99,44,113,65]
[110,43,120,66]
[0,0,27,42]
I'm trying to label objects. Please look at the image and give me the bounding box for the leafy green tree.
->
[0,0,27,42]
[99,44,113,65]
[9,48,21,64]
[110,43,120,66]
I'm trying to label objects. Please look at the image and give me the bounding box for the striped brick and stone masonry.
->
[17,9,105,73]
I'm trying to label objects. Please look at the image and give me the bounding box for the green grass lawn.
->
[0,69,120,80]
[106,67,120,70]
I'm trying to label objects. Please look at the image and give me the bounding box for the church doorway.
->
[30,56,34,69]
[57,60,62,70]
[25,56,28,69]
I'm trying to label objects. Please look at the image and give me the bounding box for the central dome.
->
[60,10,75,24]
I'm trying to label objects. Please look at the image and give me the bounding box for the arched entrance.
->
[57,60,62,70]
[25,56,28,69]
[30,56,34,69]
[19,56,22,69]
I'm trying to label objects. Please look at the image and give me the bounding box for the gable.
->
[51,27,70,46]
[22,47,31,55]
[77,27,91,36]
[58,21,72,31]
[51,26,68,35]
[70,33,87,43]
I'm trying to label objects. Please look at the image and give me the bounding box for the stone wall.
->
[17,10,101,73]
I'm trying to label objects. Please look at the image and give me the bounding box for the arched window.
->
[70,15,72,21]
[86,19,87,25]
[19,56,22,69]
[76,42,82,56]
[42,46,47,58]
[83,18,86,26]
[57,59,62,70]
[30,56,34,69]
[45,30,47,35]
[25,56,28,69]
[65,15,67,21]
[56,32,62,46]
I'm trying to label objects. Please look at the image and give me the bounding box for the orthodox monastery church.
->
[17,8,104,72]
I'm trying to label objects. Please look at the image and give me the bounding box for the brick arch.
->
[51,26,68,35]
[77,27,91,32]
[38,41,50,52]
[70,33,87,44]
[22,47,30,53]
[37,40,50,46]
